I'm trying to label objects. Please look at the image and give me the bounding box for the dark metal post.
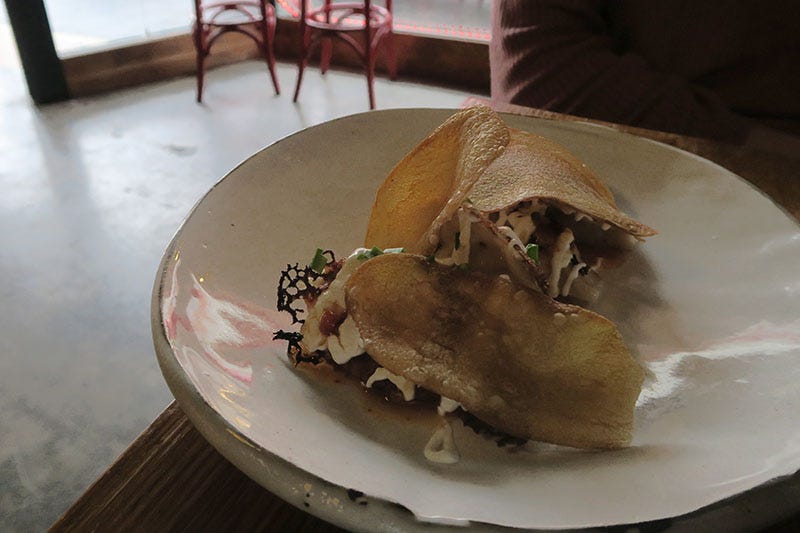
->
[4,0,69,103]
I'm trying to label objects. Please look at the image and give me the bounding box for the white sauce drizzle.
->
[561,262,586,297]
[437,396,461,416]
[365,367,416,401]
[327,317,364,364]
[496,226,527,259]
[494,203,544,246]
[547,229,575,297]
[301,249,368,357]
[490,205,610,299]
[436,207,479,266]
[507,211,536,244]
[424,421,460,464]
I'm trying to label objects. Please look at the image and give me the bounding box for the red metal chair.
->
[193,0,281,102]
[292,0,396,109]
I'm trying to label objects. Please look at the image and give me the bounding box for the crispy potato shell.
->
[365,108,655,250]
[345,254,644,449]
[364,106,510,252]
[469,129,657,238]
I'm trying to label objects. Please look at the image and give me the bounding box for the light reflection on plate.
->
[153,109,800,531]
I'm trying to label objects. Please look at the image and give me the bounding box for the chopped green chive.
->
[356,246,389,261]
[383,247,405,254]
[525,243,539,264]
[310,248,327,273]
[454,231,461,250]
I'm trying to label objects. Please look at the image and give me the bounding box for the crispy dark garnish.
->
[276,250,338,324]
[276,263,317,324]
[272,329,302,356]
[272,330,328,365]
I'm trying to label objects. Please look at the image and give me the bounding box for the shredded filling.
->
[489,202,612,299]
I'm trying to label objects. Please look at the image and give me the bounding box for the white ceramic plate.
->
[153,109,800,531]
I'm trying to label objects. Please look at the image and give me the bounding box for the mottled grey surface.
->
[0,22,467,529]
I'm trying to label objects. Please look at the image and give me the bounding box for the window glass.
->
[276,0,489,41]
[43,0,191,56]
[43,0,490,56]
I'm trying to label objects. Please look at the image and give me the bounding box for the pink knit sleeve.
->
[490,0,751,142]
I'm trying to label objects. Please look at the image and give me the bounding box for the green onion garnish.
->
[383,247,405,254]
[454,232,461,250]
[356,246,386,261]
[525,243,539,264]
[310,248,327,273]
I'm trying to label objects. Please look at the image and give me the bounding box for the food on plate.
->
[274,106,653,462]
[365,108,656,300]
[346,253,643,450]
[363,105,509,254]
[467,129,656,299]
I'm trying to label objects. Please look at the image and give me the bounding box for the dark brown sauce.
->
[301,352,440,408]
[295,350,527,447]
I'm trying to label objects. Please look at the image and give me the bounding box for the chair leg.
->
[366,70,375,110]
[320,0,333,75]
[364,28,375,109]
[293,25,311,103]
[194,24,206,103]
[320,36,333,75]
[197,55,206,103]
[266,40,280,95]
[262,11,280,95]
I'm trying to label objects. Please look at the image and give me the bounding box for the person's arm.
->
[490,0,751,142]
